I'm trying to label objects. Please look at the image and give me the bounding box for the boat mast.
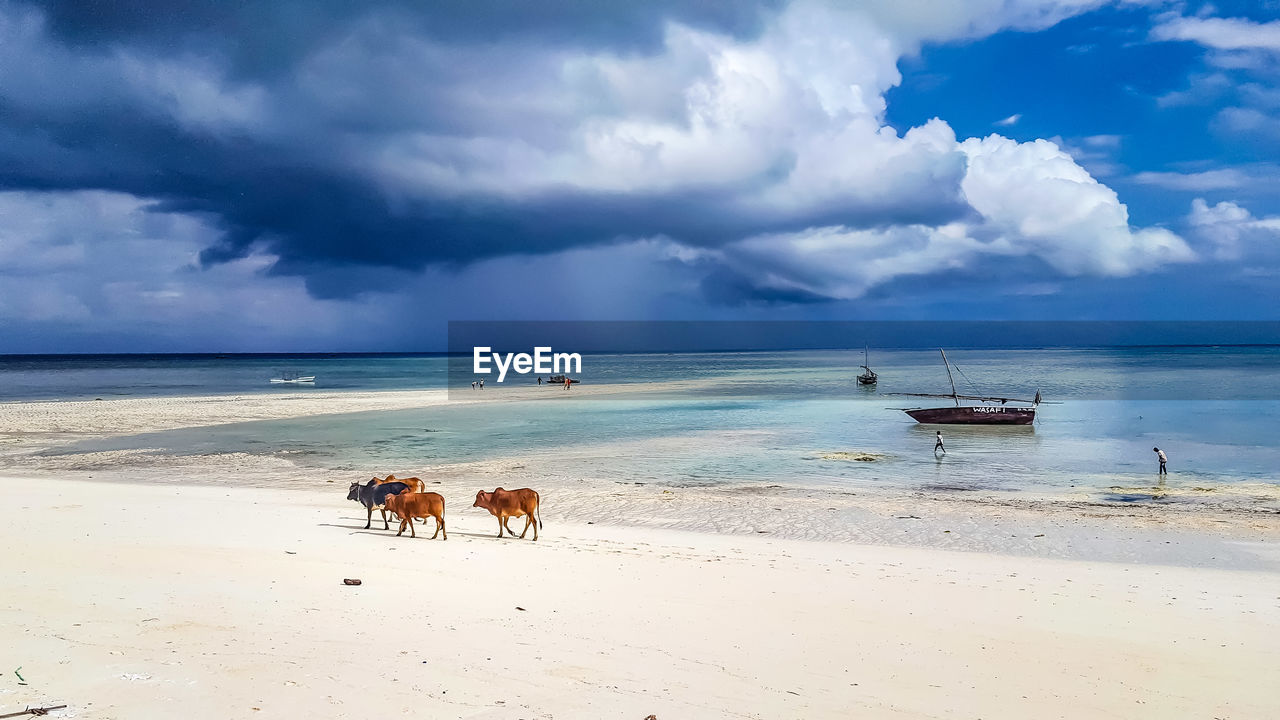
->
[939,349,959,406]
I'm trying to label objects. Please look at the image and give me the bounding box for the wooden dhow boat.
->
[887,349,1040,425]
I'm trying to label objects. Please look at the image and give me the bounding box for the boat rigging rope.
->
[951,363,982,393]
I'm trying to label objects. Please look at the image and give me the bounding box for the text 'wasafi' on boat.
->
[887,349,1041,425]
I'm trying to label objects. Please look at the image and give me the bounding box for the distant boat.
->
[546,375,579,384]
[270,371,315,384]
[857,345,877,386]
[887,349,1040,425]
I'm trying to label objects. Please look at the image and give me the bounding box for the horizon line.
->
[4,343,1280,359]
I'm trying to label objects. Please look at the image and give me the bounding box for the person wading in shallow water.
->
[934,430,945,455]
[1154,447,1167,475]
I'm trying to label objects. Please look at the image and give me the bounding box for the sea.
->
[3,348,1278,501]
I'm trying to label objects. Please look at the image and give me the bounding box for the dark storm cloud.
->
[37,0,782,59]
[0,0,982,303]
[699,267,834,306]
[0,0,982,302]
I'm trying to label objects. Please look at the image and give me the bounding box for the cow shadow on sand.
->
[439,530,526,540]
[316,521,405,537]
[316,515,514,538]
[318,521,530,540]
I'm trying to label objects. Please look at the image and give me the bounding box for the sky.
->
[1,0,1278,352]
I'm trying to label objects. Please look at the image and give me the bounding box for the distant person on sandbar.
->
[934,430,945,454]
[537,377,542,385]
[471,381,477,390]
[1153,447,1167,474]
[564,377,572,390]
[479,379,485,389]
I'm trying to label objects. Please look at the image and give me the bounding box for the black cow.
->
[346,479,411,530]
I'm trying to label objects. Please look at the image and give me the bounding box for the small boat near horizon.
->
[887,349,1040,425]
[270,371,316,384]
[857,345,877,386]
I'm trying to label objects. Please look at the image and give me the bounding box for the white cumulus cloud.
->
[1133,168,1248,190]
[667,135,1195,301]
[959,135,1194,276]
[1188,198,1280,260]
[0,190,357,345]
[1151,15,1280,51]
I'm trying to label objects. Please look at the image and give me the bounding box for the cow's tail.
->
[536,493,543,530]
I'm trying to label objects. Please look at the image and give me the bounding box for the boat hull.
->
[904,406,1034,425]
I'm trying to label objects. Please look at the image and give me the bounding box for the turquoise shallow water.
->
[28,348,1280,497]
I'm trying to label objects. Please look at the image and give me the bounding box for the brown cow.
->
[383,491,447,539]
[376,474,426,493]
[473,487,542,541]
[375,475,427,522]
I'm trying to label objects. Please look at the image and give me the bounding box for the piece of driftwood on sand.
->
[0,705,70,718]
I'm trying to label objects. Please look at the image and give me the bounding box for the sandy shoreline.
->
[3,477,1278,720]
[2,391,1279,718]
[0,390,452,435]
[0,381,715,436]
[1,389,1278,570]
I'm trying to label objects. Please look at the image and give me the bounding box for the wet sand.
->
[1,389,1277,567]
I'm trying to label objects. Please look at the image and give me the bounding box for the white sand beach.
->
[1,391,1279,719]
[4,477,1278,720]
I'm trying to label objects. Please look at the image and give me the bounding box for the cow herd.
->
[346,475,543,541]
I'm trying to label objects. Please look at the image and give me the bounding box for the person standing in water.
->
[1153,447,1167,474]
[934,430,945,454]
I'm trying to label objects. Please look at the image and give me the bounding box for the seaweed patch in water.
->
[819,451,888,462]
[1100,492,1170,503]
[919,484,985,493]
